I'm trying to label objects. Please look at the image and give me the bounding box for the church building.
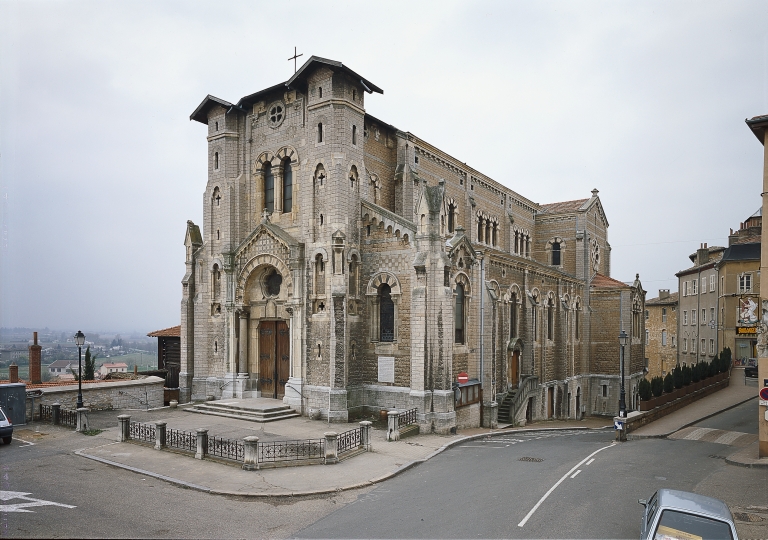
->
[180,56,645,432]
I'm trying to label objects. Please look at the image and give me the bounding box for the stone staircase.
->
[497,389,518,424]
[189,401,300,423]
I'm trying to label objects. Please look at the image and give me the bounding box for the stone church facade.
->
[180,56,645,432]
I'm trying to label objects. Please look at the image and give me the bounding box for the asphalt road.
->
[1,405,765,539]
[295,426,766,539]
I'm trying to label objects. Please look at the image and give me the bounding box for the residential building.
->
[180,55,646,429]
[645,290,678,379]
[715,209,761,365]
[676,244,723,366]
[98,362,129,378]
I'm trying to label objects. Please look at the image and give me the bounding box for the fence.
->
[117,416,373,469]
[38,403,78,428]
[397,408,417,428]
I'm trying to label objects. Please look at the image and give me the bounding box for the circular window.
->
[263,269,283,297]
[268,102,285,128]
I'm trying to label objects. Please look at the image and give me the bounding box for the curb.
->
[74,424,611,498]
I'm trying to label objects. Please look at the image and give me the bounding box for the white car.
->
[640,489,738,540]
[0,406,13,445]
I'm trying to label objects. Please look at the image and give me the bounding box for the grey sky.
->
[1,0,767,334]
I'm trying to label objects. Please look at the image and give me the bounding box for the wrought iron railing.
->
[39,404,53,422]
[258,438,324,463]
[337,427,362,455]
[208,435,244,462]
[398,408,417,428]
[167,428,196,452]
[37,404,77,427]
[128,421,156,443]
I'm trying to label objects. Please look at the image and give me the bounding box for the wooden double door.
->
[259,320,290,399]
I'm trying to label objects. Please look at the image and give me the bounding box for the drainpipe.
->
[480,252,485,389]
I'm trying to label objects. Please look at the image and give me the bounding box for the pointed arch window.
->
[264,163,275,213]
[314,254,325,296]
[352,125,357,146]
[317,123,324,143]
[282,159,293,213]
[212,264,221,301]
[379,284,395,342]
[455,283,466,344]
[575,299,581,340]
[448,203,456,233]
[551,241,561,266]
[547,296,555,341]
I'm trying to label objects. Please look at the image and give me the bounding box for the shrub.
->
[673,365,684,389]
[691,363,700,383]
[708,360,718,377]
[682,365,692,386]
[699,360,709,379]
[639,378,652,401]
[663,372,674,394]
[719,348,731,373]
[651,376,664,397]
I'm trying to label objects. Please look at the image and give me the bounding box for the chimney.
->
[28,331,42,384]
[659,289,670,300]
[9,363,18,383]
[696,244,709,266]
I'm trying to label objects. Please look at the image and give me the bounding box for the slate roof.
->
[590,273,629,289]
[746,114,768,143]
[147,325,181,338]
[720,242,761,262]
[539,199,589,214]
[47,359,74,369]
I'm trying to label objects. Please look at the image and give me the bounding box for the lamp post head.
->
[618,330,628,347]
[74,330,85,347]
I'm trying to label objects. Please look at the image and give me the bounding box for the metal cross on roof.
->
[288,47,303,74]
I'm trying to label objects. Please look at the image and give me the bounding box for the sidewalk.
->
[73,377,765,496]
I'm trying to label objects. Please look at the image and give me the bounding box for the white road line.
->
[12,437,36,447]
[518,442,616,528]
[586,458,594,466]
[570,470,582,479]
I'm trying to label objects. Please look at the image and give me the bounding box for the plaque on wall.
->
[378,356,395,383]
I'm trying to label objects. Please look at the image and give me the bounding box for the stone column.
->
[242,436,260,471]
[238,312,249,375]
[52,403,61,425]
[154,421,167,450]
[482,401,498,429]
[359,420,372,451]
[118,414,131,441]
[76,408,89,433]
[324,432,338,464]
[195,428,208,460]
[274,167,283,214]
[387,410,400,441]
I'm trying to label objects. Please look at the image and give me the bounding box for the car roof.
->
[657,489,732,520]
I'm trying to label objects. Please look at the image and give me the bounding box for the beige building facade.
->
[644,290,677,379]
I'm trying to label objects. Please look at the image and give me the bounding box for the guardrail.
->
[38,403,77,428]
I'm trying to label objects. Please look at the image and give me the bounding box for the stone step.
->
[189,403,300,423]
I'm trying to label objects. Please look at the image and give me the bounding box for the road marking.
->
[586,458,594,466]
[518,442,616,528]
[12,437,36,447]
[0,491,76,513]
[570,470,582,479]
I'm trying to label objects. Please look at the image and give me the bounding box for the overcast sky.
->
[1,0,767,335]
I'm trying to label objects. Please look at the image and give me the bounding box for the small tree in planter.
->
[639,378,652,401]
[691,363,700,383]
[673,365,684,389]
[682,364,692,386]
[699,360,709,380]
[663,372,674,394]
[708,359,718,377]
[719,347,731,374]
[651,376,664,398]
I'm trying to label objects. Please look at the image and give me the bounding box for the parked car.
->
[0,406,12,445]
[744,365,758,379]
[639,489,738,540]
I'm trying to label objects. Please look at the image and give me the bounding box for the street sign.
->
[614,419,624,430]
[457,372,469,384]
[759,387,768,401]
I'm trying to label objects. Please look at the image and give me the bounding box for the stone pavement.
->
[71,375,765,497]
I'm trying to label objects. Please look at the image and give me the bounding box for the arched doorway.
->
[507,338,524,388]
[258,320,290,399]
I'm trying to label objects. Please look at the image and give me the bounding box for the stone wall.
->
[25,377,165,418]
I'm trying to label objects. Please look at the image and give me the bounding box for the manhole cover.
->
[708,454,726,460]
[518,456,544,462]
[733,512,764,523]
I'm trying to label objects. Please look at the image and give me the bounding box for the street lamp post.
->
[75,330,85,409]
[619,330,628,418]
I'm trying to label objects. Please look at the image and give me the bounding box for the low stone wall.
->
[625,377,730,434]
[26,377,165,419]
